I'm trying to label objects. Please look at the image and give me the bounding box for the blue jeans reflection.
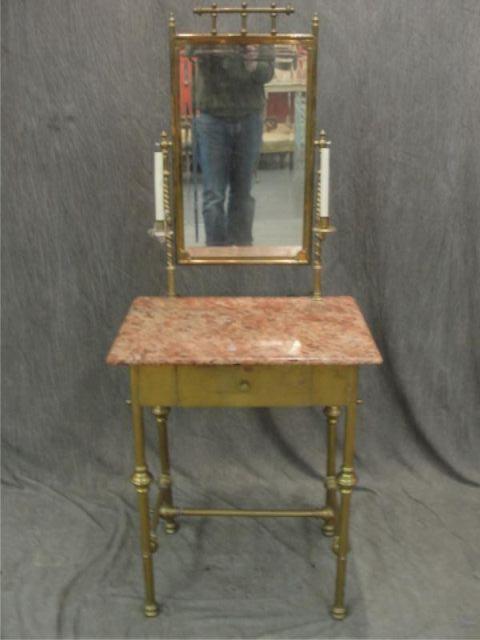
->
[194,112,263,246]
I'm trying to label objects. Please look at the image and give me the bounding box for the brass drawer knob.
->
[239,380,251,393]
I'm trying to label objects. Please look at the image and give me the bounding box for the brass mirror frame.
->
[170,20,319,264]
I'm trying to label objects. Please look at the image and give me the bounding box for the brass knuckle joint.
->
[152,406,170,420]
[337,467,357,491]
[159,473,172,488]
[130,468,153,488]
[159,505,176,519]
[324,405,341,420]
[325,475,337,491]
[321,506,335,522]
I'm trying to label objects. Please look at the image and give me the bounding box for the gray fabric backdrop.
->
[2,0,480,638]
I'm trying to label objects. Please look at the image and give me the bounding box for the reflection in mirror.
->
[179,43,308,257]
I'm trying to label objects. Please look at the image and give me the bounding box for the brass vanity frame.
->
[135,3,362,623]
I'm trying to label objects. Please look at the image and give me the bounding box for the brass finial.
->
[312,12,319,33]
[317,129,331,149]
[169,12,176,35]
[160,130,169,152]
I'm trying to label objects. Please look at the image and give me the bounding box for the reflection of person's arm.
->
[184,45,216,69]
[250,61,274,83]
[248,46,275,84]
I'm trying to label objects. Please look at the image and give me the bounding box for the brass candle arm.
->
[148,131,176,297]
[312,130,336,300]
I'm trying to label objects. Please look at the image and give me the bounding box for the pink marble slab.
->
[106,297,382,366]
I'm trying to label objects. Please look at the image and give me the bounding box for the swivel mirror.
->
[165,9,318,264]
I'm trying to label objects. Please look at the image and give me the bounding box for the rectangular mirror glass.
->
[173,37,316,263]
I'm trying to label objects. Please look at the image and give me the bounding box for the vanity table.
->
[107,4,382,621]
[107,296,381,619]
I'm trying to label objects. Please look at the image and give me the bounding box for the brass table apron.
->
[136,363,358,407]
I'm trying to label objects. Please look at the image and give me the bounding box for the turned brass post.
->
[240,2,248,34]
[211,2,218,34]
[322,406,340,537]
[129,368,159,618]
[152,406,179,535]
[331,400,358,621]
[270,2,277,34]
[160,132,176,297]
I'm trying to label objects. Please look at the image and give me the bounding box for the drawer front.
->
[136,364,357,407]
[177,365,357,407]
[177,365,312,407]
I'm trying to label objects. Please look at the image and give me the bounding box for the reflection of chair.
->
[180,115,202,242]
[261,48,307,170]
[261,120,295,170]
[180,117,192,172]
[273,44,298,81]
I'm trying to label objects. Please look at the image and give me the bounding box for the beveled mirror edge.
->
[178,246,307,265]
[169,20,319,265]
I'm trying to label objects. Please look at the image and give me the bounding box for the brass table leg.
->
[331,401,357,621]
[153,406,179,534]
[322,406,340,537]
[130,369,159,618]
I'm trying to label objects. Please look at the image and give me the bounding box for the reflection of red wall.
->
[180,54,193,117]
[266,94,292,122]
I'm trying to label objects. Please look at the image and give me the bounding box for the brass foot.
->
[144,602,160,617]
[331,606,347,620]
[322,522,335,537]
[149,534,158,553]
[165,520,179,535]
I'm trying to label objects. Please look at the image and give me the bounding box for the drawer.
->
[177,365,312,407]
[177,365,357,407]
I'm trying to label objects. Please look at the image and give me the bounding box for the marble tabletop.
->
[107,296,382,367]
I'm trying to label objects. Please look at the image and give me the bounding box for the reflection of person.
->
[191,45,275,246]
